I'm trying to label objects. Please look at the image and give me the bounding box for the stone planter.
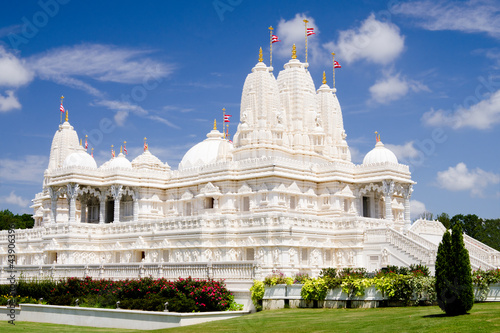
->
[286,284,303,299]
[263,284,287,299]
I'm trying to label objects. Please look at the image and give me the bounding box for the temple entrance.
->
[106,200,114,223]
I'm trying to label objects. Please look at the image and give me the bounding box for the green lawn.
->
[2,303,499,333]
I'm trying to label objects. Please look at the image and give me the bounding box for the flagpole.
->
[60,96,64,124]
[332,52,336,90]
[303,19,309,63]
[269,26,273,67]
[222,107,226,139]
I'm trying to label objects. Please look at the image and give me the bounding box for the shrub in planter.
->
[250,280,264,310]
[301,278,328,301]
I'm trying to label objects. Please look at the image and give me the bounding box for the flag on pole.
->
[307,27,315,36]
[91,148,94,158]
[111,145,115,158]
[85,136,88,150]
[271,35,280,43]
[60,103,65,113]
[224,114,232,122]
[144,137,148,152]
[334,60,341,68]
[123,141,128,155]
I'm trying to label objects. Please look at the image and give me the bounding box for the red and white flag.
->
[224,114,232,123]
[60,103,65,113]
[144,142,148,152]
[334,60,341,68]
[307,27,315,36]
[271,35,280,43]
[124,145,128,155]
[112,149,115,158]
[84,137,88,150]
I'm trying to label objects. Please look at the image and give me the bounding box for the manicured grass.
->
[2,303,499,332]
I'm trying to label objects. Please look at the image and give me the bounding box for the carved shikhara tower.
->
[2,49,498,282]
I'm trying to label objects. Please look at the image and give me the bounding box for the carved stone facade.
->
[1,50,499,280]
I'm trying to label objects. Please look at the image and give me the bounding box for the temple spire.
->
[65,108,68,122]
[292,44,297,59]
[213,119,217,130]
[322,71,326,85]
[258,47,263,63]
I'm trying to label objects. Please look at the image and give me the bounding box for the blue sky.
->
[0,0,499,219]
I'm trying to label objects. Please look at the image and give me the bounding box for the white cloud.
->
[0,46,33,87]
[369,73,428,104]
[25,43,173,98]
[275,14,324,63]
[0,191,29,207]
[326,13,405,65]
[436,162,500,196]
[392,0,500,39]
[94,99,179,129]
[0,155,47,183]
[422,89,500,129]
[410,200,428,220]
[28,44,172,84]
[0,90,21,112]
[385,141,420,160]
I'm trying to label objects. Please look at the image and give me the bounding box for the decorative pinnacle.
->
[258,47,263,62]
[65,109,68,122]
[322,71,326,85]
[268,26,273,31]
[120,145,123,153]
[213,119,217,130]
[292,44,297,59]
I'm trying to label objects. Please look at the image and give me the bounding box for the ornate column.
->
[81,195,87,223]
[403,184,413,227]
[111,185,123,223]
[49,187,58,223]
[67,183,79,223]
[133,188,139,222]
[382,180,394,221]
[99,190,107,224]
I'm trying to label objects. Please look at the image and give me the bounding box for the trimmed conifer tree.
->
[435,224,474,315]
[449,223,474,315]
[435,230,453,313]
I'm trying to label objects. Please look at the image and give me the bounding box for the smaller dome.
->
[179,129,233,170]
[363,141,398,165]
[102,153,132,170]
[132,150,169,171]
[63,147,97,169]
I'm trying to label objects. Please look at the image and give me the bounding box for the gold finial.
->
[213,119,217,130]
[111,144,114,148]
[65,109,68,122]
[269,26,273,31]
[322,71,326,85]
[120,145,123,153]
[61,95,64,101]
[303,19,309,24]
[124,141,126,144]
[80,138,82,146]
[85,134,88,138]
[258,47,263,62]
[292,44,297,59]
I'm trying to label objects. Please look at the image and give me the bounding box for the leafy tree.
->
[0,209,34,230]
[436,212,451,229]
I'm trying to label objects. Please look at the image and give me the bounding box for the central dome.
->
[178,128,233,170]
[63,147,97,169]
